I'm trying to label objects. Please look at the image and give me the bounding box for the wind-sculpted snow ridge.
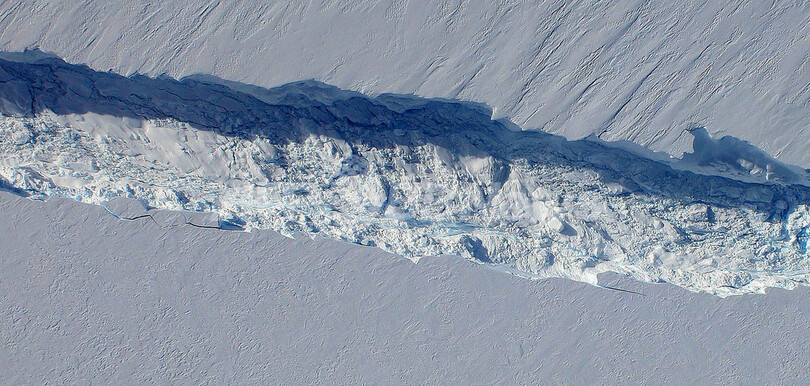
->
[3,56,810,295]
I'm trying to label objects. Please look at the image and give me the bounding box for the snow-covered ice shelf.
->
[2,55,810,295]
[4,1,810,167]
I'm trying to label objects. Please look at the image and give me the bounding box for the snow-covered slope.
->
[3,55,810,295]
[2,1,810,167]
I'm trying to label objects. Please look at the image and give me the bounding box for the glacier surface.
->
[3,55,810,295]
[2,1,810,167]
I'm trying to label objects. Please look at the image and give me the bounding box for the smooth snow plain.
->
[2,191,810,384]
[2,54,810,295]
[3,1,810,167]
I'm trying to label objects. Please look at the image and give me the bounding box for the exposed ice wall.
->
[2,1,810,167]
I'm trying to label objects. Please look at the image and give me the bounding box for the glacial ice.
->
[2,56,810,295]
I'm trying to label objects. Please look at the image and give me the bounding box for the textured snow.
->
[2,191,810,383]
[3,55,810,295]
[2,1,810,167]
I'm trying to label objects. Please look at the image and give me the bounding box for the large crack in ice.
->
[2,55,810,295]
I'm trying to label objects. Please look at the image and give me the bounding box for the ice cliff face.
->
[2,1,810,167]
[2,56,810,295]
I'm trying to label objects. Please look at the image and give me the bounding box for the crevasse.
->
[2,56,810,295]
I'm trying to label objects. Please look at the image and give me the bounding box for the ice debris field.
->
[2,55,810,295]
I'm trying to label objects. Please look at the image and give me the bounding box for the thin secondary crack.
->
[99,203,235,231]
[598,284,647,297]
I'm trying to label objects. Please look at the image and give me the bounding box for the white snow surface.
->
[3,1,810,167]
[3,55,810,295]
[3,191,810,383]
